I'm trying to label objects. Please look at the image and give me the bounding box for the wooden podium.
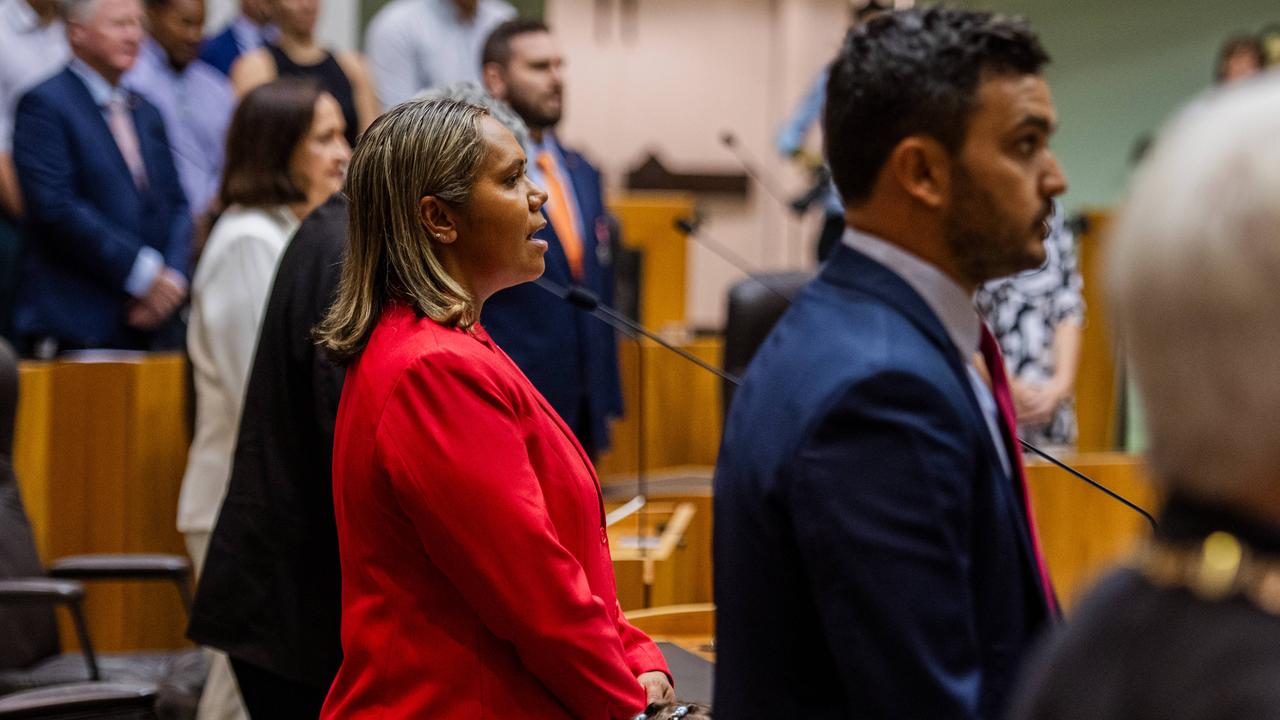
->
[14,354,191,651]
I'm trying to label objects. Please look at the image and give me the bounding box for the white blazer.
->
[178,204,300,535]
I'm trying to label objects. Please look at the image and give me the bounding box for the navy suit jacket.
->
[481,143,622,452]
[713,242,1051,718]
[12,67,190,349]
[199,26,242,77]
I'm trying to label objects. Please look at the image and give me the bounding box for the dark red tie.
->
[979,324,1058,615]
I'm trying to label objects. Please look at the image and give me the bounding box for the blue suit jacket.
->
[713,242,1051,718]
[199,26,242,77]
[481,144,622,452]
[12,67,190,349]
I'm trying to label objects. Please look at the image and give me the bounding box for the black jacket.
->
[187,194,347,688]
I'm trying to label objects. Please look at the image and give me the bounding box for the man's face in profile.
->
[500,31,564,131]
[944,73,1067,285]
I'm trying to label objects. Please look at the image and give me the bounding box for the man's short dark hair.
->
[482,18,550,69]
[824,8,1049,204]
[220,78,323,208]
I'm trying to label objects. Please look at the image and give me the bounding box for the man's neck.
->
[75,54,123,87]
[451,0,479,21]
[846,209,976,294]
[529,127,546,144]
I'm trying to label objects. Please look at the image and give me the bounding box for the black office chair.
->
[0,339,205,719]
[721,271,814,418]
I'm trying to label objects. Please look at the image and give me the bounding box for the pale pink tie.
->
[106,96,147,188]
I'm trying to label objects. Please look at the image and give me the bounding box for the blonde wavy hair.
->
[315,98,490,363]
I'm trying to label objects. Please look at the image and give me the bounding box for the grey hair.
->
[1108,71,1280,503]
[414,81,532,156]
[58,0,101,22]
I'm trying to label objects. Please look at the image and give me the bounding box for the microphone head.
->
[719,131,736,147]
[565,285,601,311]
[674,217,698,235]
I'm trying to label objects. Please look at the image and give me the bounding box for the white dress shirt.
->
[364,0,515,107]
[843,227,1012,477]
[178,204,299,534]
[0,0,67,153]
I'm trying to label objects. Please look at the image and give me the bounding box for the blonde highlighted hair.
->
[315,98,490,363]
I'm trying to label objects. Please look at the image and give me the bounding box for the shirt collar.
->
[69,57,126,107]
[232,14,276,50]
[430,0,478,25]
[842,226,981,358]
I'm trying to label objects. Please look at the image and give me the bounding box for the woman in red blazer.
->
[314,98,673,719]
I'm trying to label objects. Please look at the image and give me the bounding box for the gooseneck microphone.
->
[535,277,1160,531]
[719,131,795,212]
[672,216,795,304]
[1018,440,1159,530]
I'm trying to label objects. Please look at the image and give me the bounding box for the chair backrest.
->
[721,271,814,418]
[0,339,60,670]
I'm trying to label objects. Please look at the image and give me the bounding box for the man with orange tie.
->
[481,19,621,456]
[714,8,1065,718]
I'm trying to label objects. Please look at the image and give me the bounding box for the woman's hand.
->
[637,671,675,706]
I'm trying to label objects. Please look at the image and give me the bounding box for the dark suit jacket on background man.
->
[12,66,189,351]
[481,138,622,454]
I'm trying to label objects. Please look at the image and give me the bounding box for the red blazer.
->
[321,303,668,719]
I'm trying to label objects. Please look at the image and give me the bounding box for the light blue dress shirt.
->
[364,0,516,107]
[527,133,584,244]
[125,38,234,217]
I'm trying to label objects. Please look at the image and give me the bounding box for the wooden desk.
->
[14,354,191,651]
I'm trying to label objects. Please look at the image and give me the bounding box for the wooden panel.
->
[609,192,694,331]
[14,355,191,651]
[14,363,53,559]
[609,501,701,611]
[1075,211,1120,451]
[597,337,723,478]
[1026,452,1158,611]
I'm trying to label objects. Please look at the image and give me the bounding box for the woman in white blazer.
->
[178,77,349,720]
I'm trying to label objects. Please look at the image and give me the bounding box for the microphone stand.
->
[535,277,1159,535]
[673,216,798,305]
[720,130,803,267]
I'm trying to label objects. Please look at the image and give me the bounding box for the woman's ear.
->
[419,196,459,244]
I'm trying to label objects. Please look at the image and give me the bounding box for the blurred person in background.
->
[480,19,623,457]
[1216,33,1265,84]
[976,200,1084,450]
[0,0,68,339]
[315,98,672,719]
[229,0,376,148]
[365,0,514,107]
[199,0,273,76]
[179,77,348,720]
[126,0,235,258]
[776,0,892,262]
[1012,71,1280,720]
[12,0,189,356]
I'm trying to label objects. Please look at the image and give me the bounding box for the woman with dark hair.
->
[178,77,349,719]
[315,97,673,719]
[229,0,377,147]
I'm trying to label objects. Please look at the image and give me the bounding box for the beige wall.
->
[548,0,849,328]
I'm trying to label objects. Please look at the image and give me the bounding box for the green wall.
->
[963,0,1278,211]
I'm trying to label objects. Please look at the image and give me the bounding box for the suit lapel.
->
[62,69,141,195]
[825,243,1045,594]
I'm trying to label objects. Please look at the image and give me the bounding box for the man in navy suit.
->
[481,19,622,455]
[13,0,190,356]
[198,0,272,76]
[714,8,1067,718]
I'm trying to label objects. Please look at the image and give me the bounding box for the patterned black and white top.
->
[975,204,1085,447]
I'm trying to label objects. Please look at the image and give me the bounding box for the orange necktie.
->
[535,150,584,279]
